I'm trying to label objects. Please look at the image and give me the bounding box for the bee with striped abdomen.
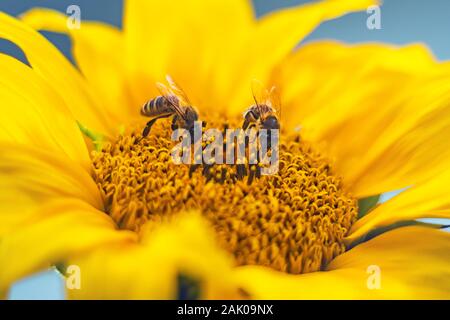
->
[141,75,199,138]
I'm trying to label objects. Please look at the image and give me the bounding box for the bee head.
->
[263,115,279,130]
[184,109,199,131]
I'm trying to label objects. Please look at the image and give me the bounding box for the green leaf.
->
[357,194,381,218]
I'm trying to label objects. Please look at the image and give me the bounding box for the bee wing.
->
[251,79,269,107]
[268,86,281,117]
[155,81,186,120]
[156,81,175,101]
[166,75,192,107]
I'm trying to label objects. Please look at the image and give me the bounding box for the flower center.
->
[92,117,358,274]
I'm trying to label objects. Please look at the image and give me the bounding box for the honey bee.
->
[141,75,199,138]
[242,80,281,132]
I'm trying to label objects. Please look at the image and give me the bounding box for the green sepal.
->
[357,194,381,218]
[348,220,448,249]
[77,121,105,151]
[54,262,67,276]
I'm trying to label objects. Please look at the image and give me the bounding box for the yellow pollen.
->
[92,117,358,274]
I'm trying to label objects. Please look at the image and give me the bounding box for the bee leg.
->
[220,167,227,184]
[171,115,179,131]
[247,145,260,184]
[236,164,247,180]
[202,164,213,182]
[189,164,200,177]
[267,130,272,149]
[255,152,262,179]
[242,119,250,131]
[247,164,256,185]
[244,123,257,147]
[243,110,258,130]
[142,114,172,138]
[242,120,250,147]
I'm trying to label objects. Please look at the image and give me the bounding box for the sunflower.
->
[1,0,450,299]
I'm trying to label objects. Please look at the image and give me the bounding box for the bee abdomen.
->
[141,96,172,117]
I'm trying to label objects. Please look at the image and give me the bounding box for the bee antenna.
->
[251,80,259,106]
[252,91,258,106]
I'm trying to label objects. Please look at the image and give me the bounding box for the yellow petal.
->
[123,0,375,113]
[0,53,90,169]
[348,71,450,196]
[0,143,103,235]
[235,227,450,299]
[0,199,135,296]
[228,0,378,112]
[123,0,254,110]
[347,169,450,244]
[67,212,241,299]
[275,41,437,127]
[275,41,450,197]
[20,9,137,128]
[0,12,114,136]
